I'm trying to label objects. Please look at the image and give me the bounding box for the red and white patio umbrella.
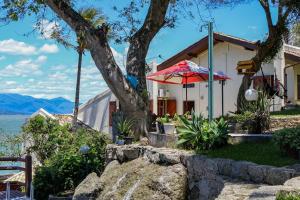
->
[147,60,230,109]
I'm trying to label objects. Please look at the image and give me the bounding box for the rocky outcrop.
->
[73,158,187,200]
[73,144,300,200]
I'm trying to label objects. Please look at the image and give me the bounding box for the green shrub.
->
[236,91,270,133]
[176,112,228,151]
[117,118,134,138]
[276,191,300,200]
[157,114,171,124]
[22,115,71,163]
[23,116,109,200]
[273,127,300,159]
[34,128,108,199]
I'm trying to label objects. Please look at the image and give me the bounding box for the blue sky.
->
[0,0,274,103]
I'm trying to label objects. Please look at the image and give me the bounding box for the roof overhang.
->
[157,32,258,71]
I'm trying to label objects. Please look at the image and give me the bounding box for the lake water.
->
[0,115,29,175]
[0,115,29,135]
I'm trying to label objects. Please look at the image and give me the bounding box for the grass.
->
[276,191,300,200]
[202,141,299,167]
[271,107,300,118]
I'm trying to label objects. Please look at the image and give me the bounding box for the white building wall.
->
[155,42,285,117]
[78,90,117,134]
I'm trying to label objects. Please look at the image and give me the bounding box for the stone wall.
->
[147,132,178,148]
[104,144,300,200]
[271,116,300,129]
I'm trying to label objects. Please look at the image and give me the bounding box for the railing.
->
[0,154,32,198]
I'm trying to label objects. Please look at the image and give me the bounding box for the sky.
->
[0,0,275,103]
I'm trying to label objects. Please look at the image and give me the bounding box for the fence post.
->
[25,154,32,198]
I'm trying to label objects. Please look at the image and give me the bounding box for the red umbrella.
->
[147,60,230,109]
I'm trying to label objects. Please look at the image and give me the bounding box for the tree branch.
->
[126,0,171,76]
[259,0,273,32]
[44,0,147,109]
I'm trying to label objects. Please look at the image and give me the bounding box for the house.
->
[78,32,300,133]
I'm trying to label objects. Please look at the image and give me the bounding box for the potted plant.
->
[117,118,134,145]
[156,114,175,134]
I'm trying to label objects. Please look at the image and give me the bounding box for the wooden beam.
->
[0,157,26,162]
[0,166,26,171]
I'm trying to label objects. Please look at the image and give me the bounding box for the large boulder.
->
[73,158,187,200]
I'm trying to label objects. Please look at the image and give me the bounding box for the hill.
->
[0,93,74,115]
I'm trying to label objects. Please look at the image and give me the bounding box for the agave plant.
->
[176,112,228,151]
[117,118,134,138]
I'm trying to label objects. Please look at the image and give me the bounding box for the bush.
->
[22,116,71,163]
[33,128,108,200]
[273,127,300,159]
[176,112,228,151]
[23,116,109,200]
[236,91,270,133]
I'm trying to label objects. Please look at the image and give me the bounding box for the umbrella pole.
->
[221,80,224,116]
[185,77,188,113]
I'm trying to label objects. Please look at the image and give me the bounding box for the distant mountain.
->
[0,93,74,115]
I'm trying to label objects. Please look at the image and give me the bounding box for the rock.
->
[216,176,265,200]
[215,158,233,177]
[248,165,269,183]
[72,172,103,200]
[248,185,296,200]
[265,167,295,185]
[284,176,300,188]
[74,158,187,200]
[286,164,300,175]
[189,175,224,200]
[140,137,149,146]
[230,161,254,180]
[158,150,181,164]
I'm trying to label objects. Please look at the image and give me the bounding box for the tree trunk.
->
[73,49,83,127]
[45,0,171,136]
[236,75,252,113]
[121,103,150,138]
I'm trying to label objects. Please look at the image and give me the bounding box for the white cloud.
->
[36,55,48,63]
[0,39,36,55]
[48,72,68,81]
[111,47,126,70]
[38,20,60,39]
[4,81,16,86]
[39,44,59,54]
[0,57,44,77]
[50,64,67,71]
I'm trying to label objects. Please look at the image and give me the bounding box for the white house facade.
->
[78,32,300,133]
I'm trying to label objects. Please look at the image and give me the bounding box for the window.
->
[183,101,195,114]
[253,75,274,90]
[183,83,195,88]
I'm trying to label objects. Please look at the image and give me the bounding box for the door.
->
[109,101,117,126]
[157,99,176,117]
[183,101,195,114]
